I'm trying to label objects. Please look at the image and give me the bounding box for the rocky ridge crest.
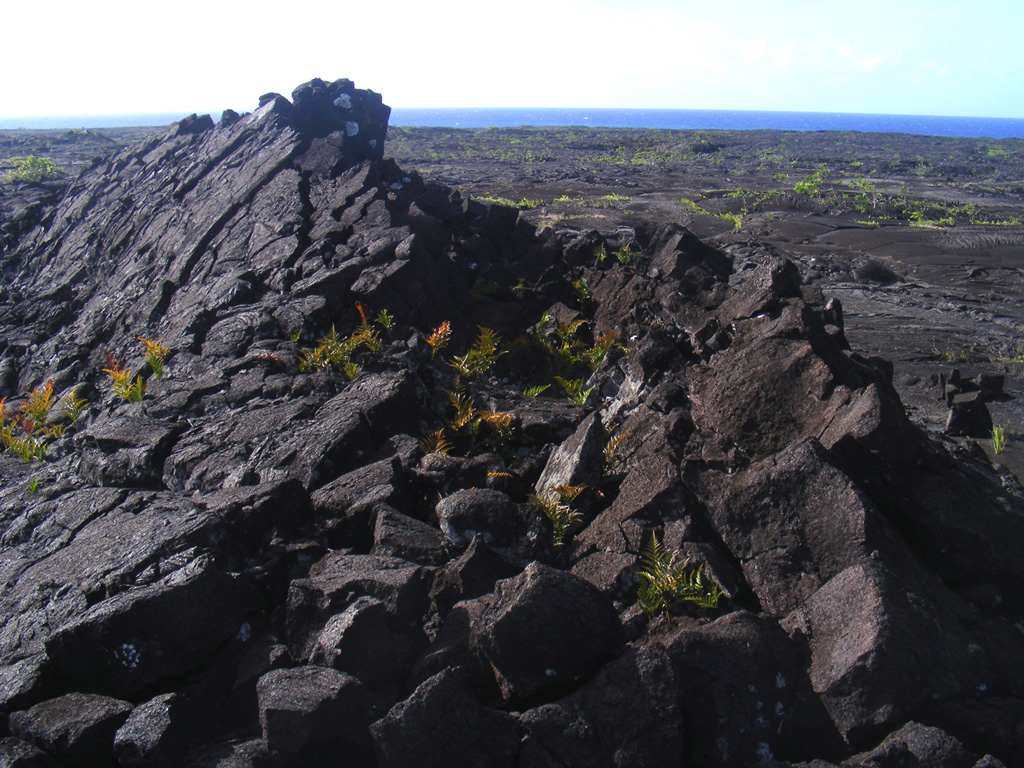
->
[1,79,1023,767]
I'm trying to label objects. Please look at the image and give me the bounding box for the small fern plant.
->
[449,326,504,380]
[103,353,146,402]
[529,484,586,546]
[138,338,170,380]
[636,532,724,616]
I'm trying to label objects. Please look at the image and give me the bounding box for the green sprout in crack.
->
[60,387,89,424]
[138,337,170,380]
[103,353,146,402]
[992,424,1007,455]
[374,308,395,337]
[572,274,591,307]
[636,532,724,617]
[419,429,453,455]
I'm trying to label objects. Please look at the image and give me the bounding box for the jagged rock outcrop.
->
[1,78,1023,767]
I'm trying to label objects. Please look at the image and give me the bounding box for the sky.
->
[2,0,1023,119]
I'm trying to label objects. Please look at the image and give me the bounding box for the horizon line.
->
[3,106,1024,123]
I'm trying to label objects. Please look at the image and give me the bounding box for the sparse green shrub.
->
[571,275,591,307]
[604,429,625,469]
[6,155,61,182]
[419,430,453,455]
[794,169,827,195]
[61,387,89,423]
[374,309,395,337]
[298,304,386,374]
[21,380,55,425]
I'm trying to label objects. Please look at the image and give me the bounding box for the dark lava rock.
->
[371,505,449,566]
[9,692,132,767]
[476,562,624,702]
[113,693,188,768]
[44,556,259,699]
[0,737,59,768]
[308,595,416,694]
[517,645,684,768]
[286,553,433,662]
[428,534,519,616]
[257,666,374,767]
[369,668,519,768]
[945,390,994,437]
[435,488,544,560]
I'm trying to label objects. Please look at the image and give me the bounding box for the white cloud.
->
[854,55,885,70]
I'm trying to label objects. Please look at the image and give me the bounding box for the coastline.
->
[4,107,1024,139]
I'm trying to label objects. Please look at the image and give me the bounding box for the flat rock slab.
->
[45,556,259,699]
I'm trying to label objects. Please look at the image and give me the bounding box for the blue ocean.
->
[3,108,1024,140]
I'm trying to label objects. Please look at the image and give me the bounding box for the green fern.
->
[450,326,504,380]
[636,532,723,616]
[523,384,551,399]
[554,376,595,408]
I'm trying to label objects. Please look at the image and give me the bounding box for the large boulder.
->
[370,669,519,768]
[476,562,624,702]
[257,666,374,767]
[9,692,132,767]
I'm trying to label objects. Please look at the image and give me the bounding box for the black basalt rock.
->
[290,78,390,161]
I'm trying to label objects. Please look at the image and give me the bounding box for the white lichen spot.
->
[236,622,252,642]
[545,668,557,677]
[115,643,141,670]
[345,121,360,137]
[775,672,787,689]
[978,683,988,692]
[775,701,785,716]
[369,139,378,149]
[757,743,773,761]
[333,94,353,109]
